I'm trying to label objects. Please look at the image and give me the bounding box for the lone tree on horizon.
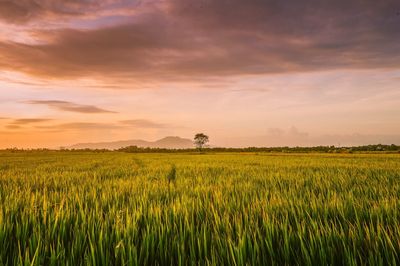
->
[194,133,209,150]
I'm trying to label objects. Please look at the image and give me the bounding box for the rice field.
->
[0,151,399,265]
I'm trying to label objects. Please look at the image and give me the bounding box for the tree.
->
[194,133,209,150]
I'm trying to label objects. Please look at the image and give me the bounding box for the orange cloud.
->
[24,100,116,113]
[35,122,121,131]
[120,119,166,128]
[11,118,52,125]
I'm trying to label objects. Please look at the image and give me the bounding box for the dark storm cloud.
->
[0,0,399,81]
[25,100,116,113]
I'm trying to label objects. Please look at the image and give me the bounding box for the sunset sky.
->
[0,0,399,148]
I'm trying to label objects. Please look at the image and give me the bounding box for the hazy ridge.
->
[68,136,193,150]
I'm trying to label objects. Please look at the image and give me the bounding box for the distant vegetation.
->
[117,144,400,153]
[0,151,399,264]
[3,144,400,153]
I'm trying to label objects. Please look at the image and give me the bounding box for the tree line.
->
[2,133,398,153]
[2,144,399,153]
[115,144,400,153]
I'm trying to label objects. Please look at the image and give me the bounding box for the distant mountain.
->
[68,136,194,150]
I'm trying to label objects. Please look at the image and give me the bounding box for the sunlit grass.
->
[0,151,399,265]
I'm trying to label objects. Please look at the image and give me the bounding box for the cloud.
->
[0,0,399,82]
[55,122,119,130]
[3,117,167,132]
[0,0,128,24]
[0,0,160,25]
[120,119,166,128]
[11,118,52,125]
[5,124,21,129]
[0,1,44,23]
[264,127,310,146]
[4,118,52,129]
[34,122,120,130]
[220,127,400,147]
[34,119,168,132]
[262,127,400,146]
[24,100,116,113]
[314,133,400,147]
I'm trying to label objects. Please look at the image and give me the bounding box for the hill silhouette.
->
[68,136,193,150]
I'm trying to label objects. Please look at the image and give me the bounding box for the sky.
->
[0,0,399,148]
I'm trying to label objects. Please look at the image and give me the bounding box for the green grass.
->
[0,151,399,265]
